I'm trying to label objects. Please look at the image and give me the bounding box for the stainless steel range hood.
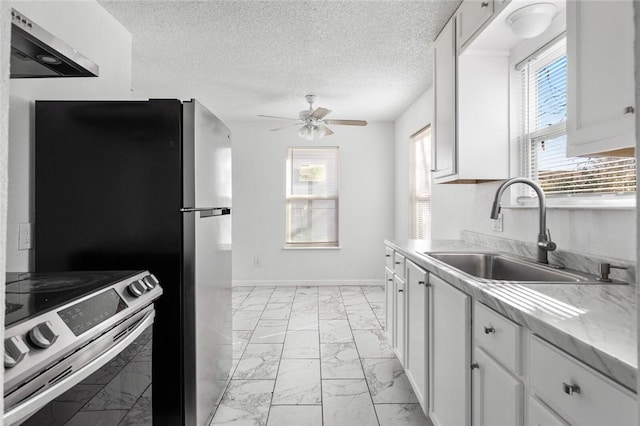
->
[10,9,99,78]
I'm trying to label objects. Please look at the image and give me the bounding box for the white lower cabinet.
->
[528,396,569,426]
[394,275,406,366]
[405,260,428,412]
[429,274,471,426]
[529,336,638,426]
[384,266,394,340]
[472,347,523,426]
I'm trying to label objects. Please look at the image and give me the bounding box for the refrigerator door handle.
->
[180,207,231,218]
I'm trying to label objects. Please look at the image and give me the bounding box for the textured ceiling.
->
[99,0,461,123]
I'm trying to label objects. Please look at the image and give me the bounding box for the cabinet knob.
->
[388,278,393,282]
[481,1,489,7]
[418,281,425,285]
[385,254,391,257]
[624,106,635,114]
[395,261,401,265]
[484,326,495,334]
[398,289,404,293]
[471,362,480,370]
[562,382,581,395]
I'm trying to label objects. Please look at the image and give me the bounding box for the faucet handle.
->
[538,229,557,252]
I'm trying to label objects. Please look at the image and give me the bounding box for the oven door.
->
[4,306,154,426]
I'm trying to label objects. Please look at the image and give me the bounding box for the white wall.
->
[6,1,132,271]
[393,90,433,240]
[394,94,635,261]
[1,2,13,412]
[230,121,394,285]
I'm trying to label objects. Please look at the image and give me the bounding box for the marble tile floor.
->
[211,285,433,426]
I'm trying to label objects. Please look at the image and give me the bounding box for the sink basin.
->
[423,252,614,284]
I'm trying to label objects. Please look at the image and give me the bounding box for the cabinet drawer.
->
[474,302,522,374]
[530,336,638,426]
[394,252,406,277]
[385,246,394,270]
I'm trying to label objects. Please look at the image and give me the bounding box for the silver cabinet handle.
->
[484,326,495,334]
[563,382,581,395]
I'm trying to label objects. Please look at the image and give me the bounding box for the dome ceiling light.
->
[507,3,558,39]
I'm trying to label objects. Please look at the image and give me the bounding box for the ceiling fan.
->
[258,94,368,140]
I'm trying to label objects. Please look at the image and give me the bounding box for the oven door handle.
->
[4,309,155,426]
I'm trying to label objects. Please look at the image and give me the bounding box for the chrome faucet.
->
[490,177,556,264]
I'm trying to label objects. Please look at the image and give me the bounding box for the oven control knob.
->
[142,275,159,290]
[128,280,146,297]
[28,321,59,349]
[5,336,29,368]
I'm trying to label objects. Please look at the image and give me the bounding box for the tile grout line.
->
[341,285,382,426]
[264,286,296,425]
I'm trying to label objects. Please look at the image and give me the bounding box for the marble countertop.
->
[385,238,637,392]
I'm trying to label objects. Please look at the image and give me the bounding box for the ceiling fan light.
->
[316,126,329,139]
[506,3,557,39]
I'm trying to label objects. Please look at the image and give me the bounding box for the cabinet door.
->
[566,0,635,156]
[385,267,395,341]
[528,396,569,426]
[406,260,428,411]
[472,347,523,426]
[429,275,471,426]
[456,0,493,51]
[433,18,457,180]
[394,276,406,366]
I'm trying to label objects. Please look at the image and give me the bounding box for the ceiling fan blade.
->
[258,114,299,121]
[311,107,332,120]
[269,123,301,131]
[324,119,368,126]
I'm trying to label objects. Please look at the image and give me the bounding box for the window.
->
[410,126,432,239]
[285,147,339,248]
[518,39,636,198]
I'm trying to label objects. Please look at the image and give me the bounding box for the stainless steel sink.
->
[423,252,618,284]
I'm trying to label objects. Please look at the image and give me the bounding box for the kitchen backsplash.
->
[461,230,636,286]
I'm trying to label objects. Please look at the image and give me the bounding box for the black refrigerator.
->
[34,99,232,426]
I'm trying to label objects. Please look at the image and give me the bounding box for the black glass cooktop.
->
[5,271,141,327]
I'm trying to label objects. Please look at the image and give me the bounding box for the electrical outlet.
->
[253,257,261,267]
[18,223,33,250]
[492,214,503,232]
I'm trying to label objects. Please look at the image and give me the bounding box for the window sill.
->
[503,195,636,211]
[283,246,342,250]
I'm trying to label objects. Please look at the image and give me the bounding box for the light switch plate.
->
[18,223,33,250]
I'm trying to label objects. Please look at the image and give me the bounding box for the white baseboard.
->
[232,279,384,287]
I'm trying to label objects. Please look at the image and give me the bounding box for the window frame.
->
[513,37,636,208]
[410,125,432,239]
[284,146,340,249]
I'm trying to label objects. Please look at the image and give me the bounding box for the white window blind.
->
[519,39,636,197]
[285,147,339,247]
[411,126,431,239]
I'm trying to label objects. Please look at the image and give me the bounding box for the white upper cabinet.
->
[566,0,635,157]
[432,0,510,184]
[456,0,494,51]
[433,17,457,181]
